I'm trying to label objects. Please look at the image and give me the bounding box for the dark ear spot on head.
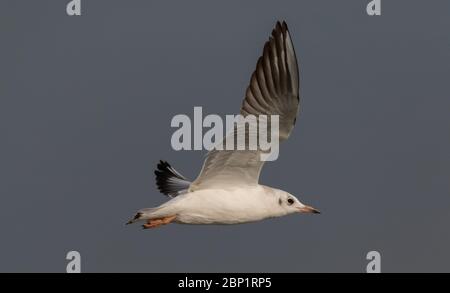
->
[278,198,282,205]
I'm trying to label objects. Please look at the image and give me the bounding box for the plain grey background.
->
[0,0,449,273]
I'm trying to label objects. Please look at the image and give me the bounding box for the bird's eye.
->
[287,198,294,205]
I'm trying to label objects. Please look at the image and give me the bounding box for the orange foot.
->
[142,215,177,229]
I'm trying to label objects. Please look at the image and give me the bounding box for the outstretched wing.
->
[155,161,191,197]
[240,21,300,141]
[190,21,300,191]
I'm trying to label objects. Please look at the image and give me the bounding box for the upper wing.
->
[190,21,300,191]
[240,21,300,141]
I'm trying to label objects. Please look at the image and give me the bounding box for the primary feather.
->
[154,160,191,197]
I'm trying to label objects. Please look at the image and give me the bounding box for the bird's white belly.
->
[169,186,278,225]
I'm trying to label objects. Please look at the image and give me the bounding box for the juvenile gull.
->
[127,21,320,229]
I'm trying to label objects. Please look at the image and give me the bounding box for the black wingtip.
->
[154,160,191,197]
[272,20,289,39]
[157,160,168,170]
[281,21,288,32]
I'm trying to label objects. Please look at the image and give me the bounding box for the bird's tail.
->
[126,207,160,225]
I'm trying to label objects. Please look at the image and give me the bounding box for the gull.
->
[127,21,320,229]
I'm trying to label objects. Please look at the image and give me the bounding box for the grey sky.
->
[0,0,449,272]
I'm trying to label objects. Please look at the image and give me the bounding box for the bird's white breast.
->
[167,185,284,224]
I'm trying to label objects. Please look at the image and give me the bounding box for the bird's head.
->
[276,191,320,215]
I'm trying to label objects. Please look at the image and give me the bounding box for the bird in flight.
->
[127,21,320,229]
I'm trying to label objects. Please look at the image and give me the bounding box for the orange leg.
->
[142,215,177,229]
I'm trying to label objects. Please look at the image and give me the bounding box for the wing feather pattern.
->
[191,21,300,190]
